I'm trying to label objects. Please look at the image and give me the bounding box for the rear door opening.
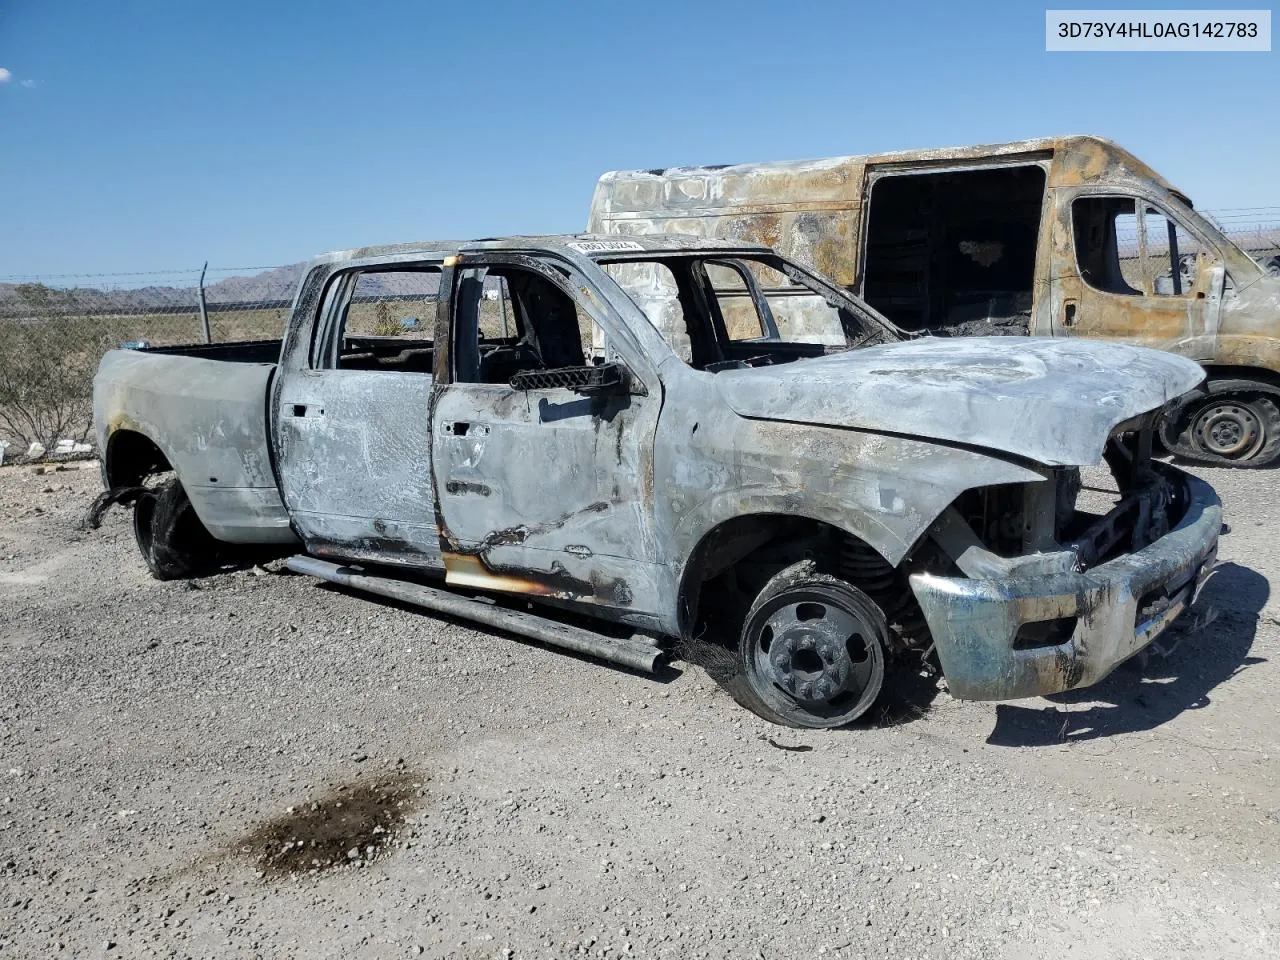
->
[860,164,1048,336]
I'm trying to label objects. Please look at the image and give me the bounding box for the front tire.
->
[1163,389,1280,468]
[132,479,218,580]
[730,561,887,729]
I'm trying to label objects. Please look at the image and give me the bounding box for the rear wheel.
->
[132,478,219,579]
[731,562,887,729]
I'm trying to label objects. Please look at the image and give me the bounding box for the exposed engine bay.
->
[927,412,1181,576]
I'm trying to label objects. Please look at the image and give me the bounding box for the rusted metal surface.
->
[94,232,1221,704]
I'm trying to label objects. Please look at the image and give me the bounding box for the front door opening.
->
[861,165,1047,335]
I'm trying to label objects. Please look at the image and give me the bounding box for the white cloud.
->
[19,79,35,89]
[0,68,12,84]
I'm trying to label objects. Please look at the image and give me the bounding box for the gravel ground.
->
[1,460,1278,959]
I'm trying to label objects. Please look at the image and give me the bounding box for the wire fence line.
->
[1,218,1278,460]
[0,263,302,458]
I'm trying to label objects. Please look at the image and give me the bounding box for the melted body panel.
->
[713,336,1204,467]
[93,349,296,544]
[431,380,663,621]
[911,470,1220,700]
[275,370,442,570]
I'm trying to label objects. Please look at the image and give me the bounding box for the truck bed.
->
[92,345,297,546]
[134,338,284,364]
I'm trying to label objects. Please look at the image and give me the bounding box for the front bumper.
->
[909,468,1221,701]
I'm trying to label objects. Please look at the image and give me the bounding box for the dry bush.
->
[0,316,105,453]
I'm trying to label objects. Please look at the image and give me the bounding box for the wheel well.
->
[104,430,171,487]
[1200,366,1280,394]
[678,515,922,647]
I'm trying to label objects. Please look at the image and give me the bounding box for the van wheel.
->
[1178,394,1280,467]
[730,561,887,729]
[132,479,218,580]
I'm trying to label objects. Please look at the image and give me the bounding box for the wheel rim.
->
[1192,400,1265,459]
[745,588,885,727]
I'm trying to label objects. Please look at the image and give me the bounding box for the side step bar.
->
[286,555,666,674]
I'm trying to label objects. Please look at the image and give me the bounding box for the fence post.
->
[198,261,212,343]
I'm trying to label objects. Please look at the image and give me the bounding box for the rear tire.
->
[730,561,888,729]
[132,479,219,580]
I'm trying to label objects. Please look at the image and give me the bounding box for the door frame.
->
[1049,186,1223,353]
[269,251,457,566]
[426,249,667,620]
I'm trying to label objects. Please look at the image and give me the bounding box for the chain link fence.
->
[0,264,298,459]
[1,216,1278,462]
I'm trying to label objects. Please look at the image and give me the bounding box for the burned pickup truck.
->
[93,235,1221,728]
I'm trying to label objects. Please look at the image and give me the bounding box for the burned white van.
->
[588,136,1280,466]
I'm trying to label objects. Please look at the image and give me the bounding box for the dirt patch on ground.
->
[231,771,426,879]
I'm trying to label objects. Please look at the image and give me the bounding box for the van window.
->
[861,165,1044,335]
[1072,197,1198,298]
[1143,207,1199,296]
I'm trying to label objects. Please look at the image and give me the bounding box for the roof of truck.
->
[316,233,770,265]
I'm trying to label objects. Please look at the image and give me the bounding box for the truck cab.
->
[588,136,1280,466]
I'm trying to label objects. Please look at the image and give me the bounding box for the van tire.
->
[132,479,218,580]
[1162,382,1280,468]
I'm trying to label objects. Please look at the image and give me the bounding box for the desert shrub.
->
[370,301,401,337]
[0,316,105,453]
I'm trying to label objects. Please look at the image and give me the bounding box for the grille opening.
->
[1013,616,1078,650]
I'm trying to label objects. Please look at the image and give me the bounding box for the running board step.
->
[286,555,665,674]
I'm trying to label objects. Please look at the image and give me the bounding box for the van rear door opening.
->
[860,164,1047,336]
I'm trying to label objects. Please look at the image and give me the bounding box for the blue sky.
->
[1,1,1276,277]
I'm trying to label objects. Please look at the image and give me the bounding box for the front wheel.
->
[1163,390,1280,468]
[730,562,888,729]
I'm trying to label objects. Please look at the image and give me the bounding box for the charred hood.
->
[715,337,1204,466]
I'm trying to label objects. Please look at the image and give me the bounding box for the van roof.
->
[592,135,1181,212]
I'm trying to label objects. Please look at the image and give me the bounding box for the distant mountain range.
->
[0,263,308,317]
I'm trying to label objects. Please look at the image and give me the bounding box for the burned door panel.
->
[276,370,442,568]
[1049,191,1214,358]
[432,382,663,618]
[273,263,445,569]
[431,258,665,623]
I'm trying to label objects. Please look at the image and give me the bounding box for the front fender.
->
[658,419,1047,629]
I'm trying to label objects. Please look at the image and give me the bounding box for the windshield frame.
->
[1151,190,1265,288]
[591,248,905,351]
